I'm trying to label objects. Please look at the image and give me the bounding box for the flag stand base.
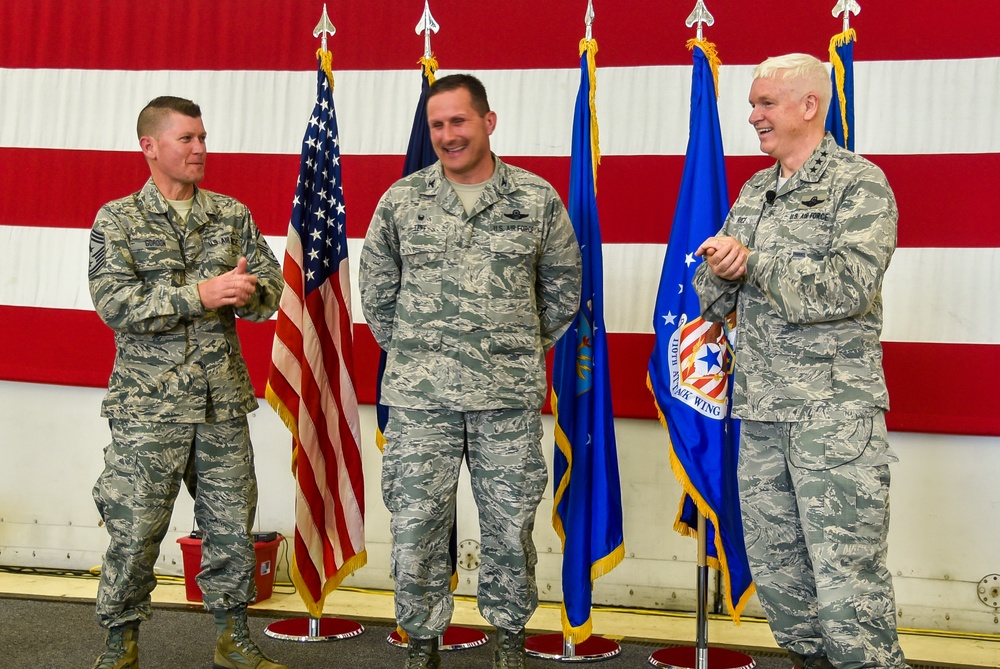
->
[648,514,755,669]
[386,625,489,651]
[648,647,755,669]
[264,616,364,642]
[525,633,621,662]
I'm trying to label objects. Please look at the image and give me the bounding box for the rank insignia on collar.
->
[504,210,529,220]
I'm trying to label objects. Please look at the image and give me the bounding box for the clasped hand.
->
[696,236,749,281]
[198,257,258,308]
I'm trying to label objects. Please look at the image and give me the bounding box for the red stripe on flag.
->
[3,149,998,248]
[3,1,997,71]
[882,341,1000,436]
[4,307,1000,436]
[0,306,115,387]
[292,529,322,601]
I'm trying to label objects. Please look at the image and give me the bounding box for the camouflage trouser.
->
[93,417,259,628]
[738,414,910,669]
[382,407,546,638]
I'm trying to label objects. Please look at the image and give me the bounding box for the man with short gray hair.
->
[693,54,909,669]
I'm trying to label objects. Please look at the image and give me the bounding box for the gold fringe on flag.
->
[265,384,301,475]
[317,48,335,91]
[829,28,856,148]
[418,55,439,85]
[578,38,601,192]
[549,390,625,642]
[686,38,721,98]
[645,373,756,624]
[291,549,368,618]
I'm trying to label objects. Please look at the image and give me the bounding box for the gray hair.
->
[753,53,832,118]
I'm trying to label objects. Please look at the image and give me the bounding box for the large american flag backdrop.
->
[1,0,997,437]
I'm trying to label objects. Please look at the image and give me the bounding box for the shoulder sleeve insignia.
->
[88,228,106,280]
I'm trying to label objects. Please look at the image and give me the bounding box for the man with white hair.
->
[693,54,909,669]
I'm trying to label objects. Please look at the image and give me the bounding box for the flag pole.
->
[525,2,623,660]
[647,4,756,669]
[263,4,365,642]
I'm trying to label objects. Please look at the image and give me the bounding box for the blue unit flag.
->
[826,28,856,151]
[550,39,625,643]
[646,40,754,621]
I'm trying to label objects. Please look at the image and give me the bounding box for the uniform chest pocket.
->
[399,231,448,256]
[488,232,537,298]
[201,232,240,272]
[763,195,836,256]
[489,233,537,256]
[128,237,185,273]
[398,235,447,311]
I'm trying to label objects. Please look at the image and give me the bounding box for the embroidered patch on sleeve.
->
[89,228,106,280]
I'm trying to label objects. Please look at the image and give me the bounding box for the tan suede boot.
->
[404,636,441,669]
[92,623,139,669]
[213,609,289,669]
[494,628,527,669]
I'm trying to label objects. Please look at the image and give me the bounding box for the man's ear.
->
[139,136,155,160]
[802,92,821,122]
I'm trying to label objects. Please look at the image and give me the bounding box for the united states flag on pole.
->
[266,51,366,618]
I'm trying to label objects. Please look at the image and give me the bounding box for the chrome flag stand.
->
[525,634,621,663]
[264,4,364,643]
[265,617,364,643]
[647,514,754,669]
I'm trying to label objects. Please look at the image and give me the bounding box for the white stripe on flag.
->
[2,60,998,156]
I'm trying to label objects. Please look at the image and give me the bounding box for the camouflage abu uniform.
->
[693,134,909,669]
[89,178,283,628]
[359,157,581,638]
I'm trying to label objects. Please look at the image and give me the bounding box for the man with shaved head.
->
[693,55,909,669]
[88,96,288,669]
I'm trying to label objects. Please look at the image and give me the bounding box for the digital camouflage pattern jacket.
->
[693,134,897,422]
[359,157,581,411]
[89,178,283,422]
